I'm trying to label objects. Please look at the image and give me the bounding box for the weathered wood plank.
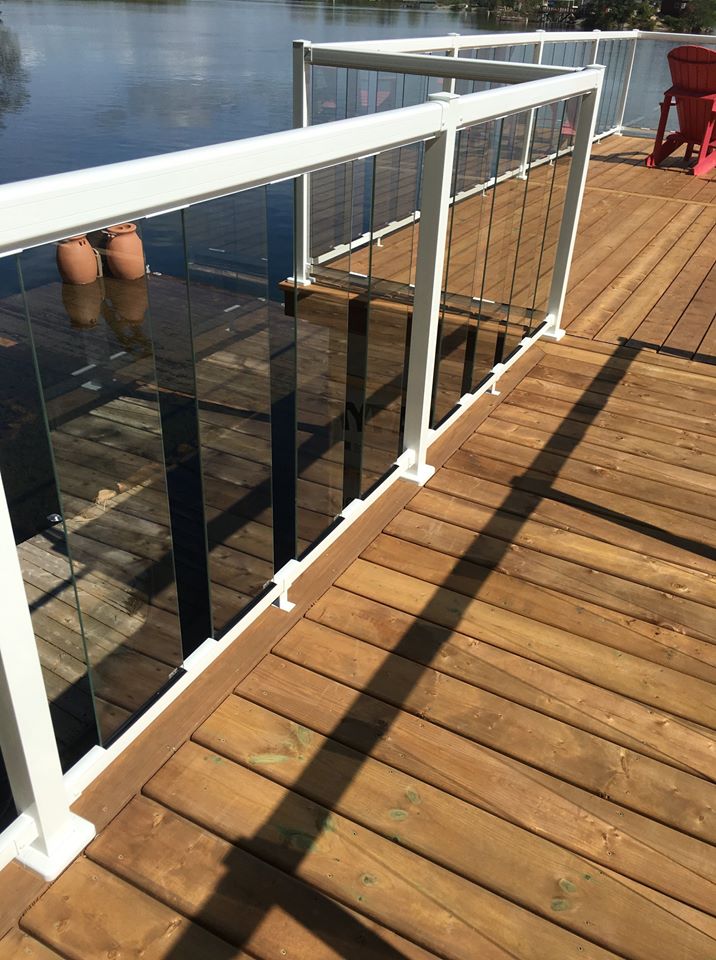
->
[89,795,439,960]
[145,742,621,959]
[336,557,716,731]
[307,586,716,775]
[0,929,63,959]
[275,622,716,835]
[191,695,716,960]
[388,500,716,640]
[21,858,246,959]
[428,461,716,583]
[238,656,716,916]
[448,446,716,549]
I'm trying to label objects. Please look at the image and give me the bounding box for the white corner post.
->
[615,34,639,133]
[0,473,95,880]
[518,30,545,179]
[402,92,459,485]
[445,34,460,95]
[545,65,605,340]
[293,39,312,285]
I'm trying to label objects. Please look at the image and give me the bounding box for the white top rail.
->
[311,30,640,54]
[309,48,577,83]
[0,67,601,257]
[635,30,716,42]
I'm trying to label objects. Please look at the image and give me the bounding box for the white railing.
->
[0,46,603,881]
[294,28,715,275]
[2,18,713,886]
[4,19,714,884]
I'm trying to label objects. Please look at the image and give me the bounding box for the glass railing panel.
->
[360,146,421,492]
[299,162,356,526]
[624,35,716,133]
[0,253,100,770]
[432,125,473,427]
[181,189,275,635]
[594,38,627,134]
[433,116,515,412]
[18,226,184,747]
[0,751,16,833]
[138,213,213,651]
[529,98,576,322]
[477,111,534,365]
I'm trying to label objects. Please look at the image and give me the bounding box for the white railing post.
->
[615,34,639,133]
[590,30,601,63]
[402,92,459,485]
[445,33,460,95]
[518,30,545,179]
[293,39,312,285]
[0,472,94,880]
[544,65,605,340]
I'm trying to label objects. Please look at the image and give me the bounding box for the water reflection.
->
[0,0,498,183]
[0,23,29,130]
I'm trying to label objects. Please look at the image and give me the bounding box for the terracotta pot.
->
[56,235,98,285]
[104,276,148,324]
[62,279,102,328]
[104,222,145,281]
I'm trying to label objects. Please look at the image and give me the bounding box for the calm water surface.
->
[0,0,516,184]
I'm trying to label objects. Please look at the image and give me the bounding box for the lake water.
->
[0,0,520,185]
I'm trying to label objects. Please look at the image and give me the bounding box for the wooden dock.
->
[0,134,715,958]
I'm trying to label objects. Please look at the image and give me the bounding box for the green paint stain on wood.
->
[249,753,291,765]
[294,725,313,746]
[323,815,338,833]
[551,898,570,912]
[207,755,224,764]
[559,879,577,893]
[405,788,421,805]
[361,873,378,886]
[389,809,408,822]
[276,826,317,852]
[582,873,593,881]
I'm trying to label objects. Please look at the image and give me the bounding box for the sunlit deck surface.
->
[2,135,716,959]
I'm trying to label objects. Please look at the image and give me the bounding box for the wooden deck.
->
[3,327,716,959]
[1,133,716,957]
[0,133,711,767]
[326,134,716,363]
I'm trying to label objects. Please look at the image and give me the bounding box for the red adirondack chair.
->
[646,45,716,177]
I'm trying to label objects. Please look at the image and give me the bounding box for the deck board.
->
[11,332,716,960]
[4,135,716,960]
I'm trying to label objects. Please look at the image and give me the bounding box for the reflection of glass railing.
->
[0,38,606,882]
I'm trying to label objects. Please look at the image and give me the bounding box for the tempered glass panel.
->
[623,38,716,131]
[361,146,420,490]
[182,190,274,636]
[18,226,184,747]
[432,126,471,427]
[531,100,575,322]
[302,164,354,521]
[0,254,99,769]
[0,752,16,832]
[139,214,212,653]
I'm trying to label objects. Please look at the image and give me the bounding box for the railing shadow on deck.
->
[126,339,702,959]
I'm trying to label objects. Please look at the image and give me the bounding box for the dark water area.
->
[0,0,517,184]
